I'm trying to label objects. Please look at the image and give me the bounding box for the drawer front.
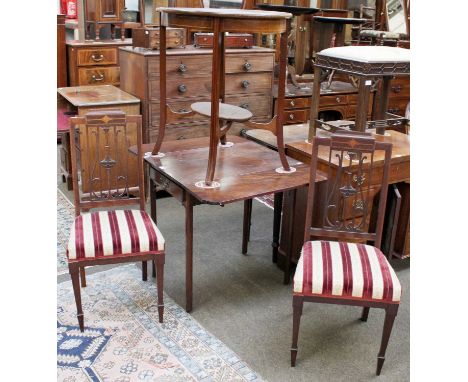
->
[225,53,274,74]
[225,94,272,117]
[77,47,118,66]
[285,97,310,110]
[149,100,209,126]
[225,73,272,95]
[78,66,120,85]
[150,76,212,100]
[387,97,409,117]
[148,55,212,77]
[283,109,308,124]
[389,76,410,98]
[320,94,348,107]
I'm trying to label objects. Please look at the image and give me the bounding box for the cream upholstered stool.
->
[290,131,402,376]
[308,45,410,139]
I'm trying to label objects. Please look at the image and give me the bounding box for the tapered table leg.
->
[185,194,194,312]
[272,192,283,263]
[150,177,157,278]
[242,199,253,255]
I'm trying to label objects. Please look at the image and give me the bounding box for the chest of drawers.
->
[67,39,132,86]
[119,45,275,142]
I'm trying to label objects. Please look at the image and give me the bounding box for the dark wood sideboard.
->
[119,45,276,143]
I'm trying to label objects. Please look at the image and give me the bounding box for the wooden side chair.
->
[67,110,166,332]
[290,131,401,376]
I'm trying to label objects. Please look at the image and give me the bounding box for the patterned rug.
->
[57,265,264,382]
[57,189,75,276]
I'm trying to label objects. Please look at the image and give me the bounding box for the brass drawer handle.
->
[241,80,250,88]
[179,108,188,113]
[289,114,295,120]
[240,103,250,109]
[178,63,187,73]
[178,84,187,93]
[91,73,105,82]
[391,85,402,93]
[289,100,295,107]
[299,26,307,32]
[243,62,252,71]
[91,53,104,62]
[176,135,186,140]
[336,96,342,103]
[388,107,400,114]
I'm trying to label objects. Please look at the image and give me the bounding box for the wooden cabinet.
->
[85,0,125,40]
[374,75,410,117]
[119,45,275,143]
[67,39,132,86]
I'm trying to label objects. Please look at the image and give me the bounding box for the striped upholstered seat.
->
[293,241,401,303]
[67,210,165,261]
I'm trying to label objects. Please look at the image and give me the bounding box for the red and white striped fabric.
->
[67,210,165,261]
[293,241,401,303]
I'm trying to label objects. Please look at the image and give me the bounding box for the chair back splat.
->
[69,110,145,216]
[304,131,392,249]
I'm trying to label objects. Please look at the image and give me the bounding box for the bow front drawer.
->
[77,48,118,66]
[78,67,120,85]
[148,55,212,77]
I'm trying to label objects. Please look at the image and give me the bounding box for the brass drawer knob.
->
[178,84,187,93]
[91,53,104,62]
[289,100,295,107]
[336,96,341,103]
[289,114,295,120]
[178,63,187,73]
[91,73,105,82]
[243,62,252,71]
[241,80,250,88]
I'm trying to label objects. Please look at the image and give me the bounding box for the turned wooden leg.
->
[120,26,125,40]
[95,24,101,41]
[110,24,116,40]
[361,307,370,322]
[142,261,148,281]
[80,266,87,288]
[156,256,165,323]
[242,199,253,255]
[376,305,399,375]
[291,296,304,367]
[69,264,84,332]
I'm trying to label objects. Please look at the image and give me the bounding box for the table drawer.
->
[225,94,272,117]
[148,55,212,77]
[284,109,308,124]
[150,76,212,100]
[77,47,118,66]
[285,97,310,109]
[78,66,120,85]
[225,53,274,73]
[320,94,348,107]
[153,171,184,203]
[225,73,272,95]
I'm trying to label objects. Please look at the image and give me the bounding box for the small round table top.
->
[313,16,367,25]
[157,7,293,20]
[256,4,320,16]
[191,102,253,122]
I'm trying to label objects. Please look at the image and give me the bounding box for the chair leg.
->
[80,266,86,288]
[361,307,370,322]
[70,265,84,332]
[155,256,165,323]
[142,261,148,281]
[291,296,304,367]
[152,260,156,278]
[242,199,253,255]
[376,305,398,375]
